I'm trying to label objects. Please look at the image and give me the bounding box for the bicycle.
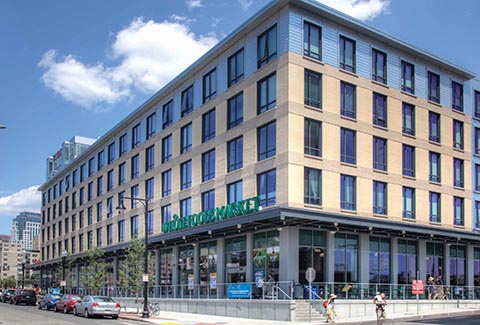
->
[148,302,160,317]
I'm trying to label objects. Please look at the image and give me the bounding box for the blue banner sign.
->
[228,283,251,299]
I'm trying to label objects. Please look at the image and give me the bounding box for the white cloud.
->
[39,17,218,111]
[0,186,41,216]
[238,0,254,11]
[315,0,389,21]
[186,0,202,9]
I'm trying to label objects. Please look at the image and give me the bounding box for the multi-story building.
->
[37,0,480,307]
[11,211,41,251]
[46,136,96,180]
[0,234,11,243]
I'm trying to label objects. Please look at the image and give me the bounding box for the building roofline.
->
[39,0,476,191]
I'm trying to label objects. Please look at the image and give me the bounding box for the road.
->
[0,302,137,325]
[346,311,480,325]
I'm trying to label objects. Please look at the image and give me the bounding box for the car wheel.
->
[53,304,58,312]
[14,299,18,305]
[64,305,68,314]
[84,309,89,318]
[73,307,78,316]
[38,303,42,309]
[112,315,118,319]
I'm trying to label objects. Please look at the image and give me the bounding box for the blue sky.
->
[0,0,479,235]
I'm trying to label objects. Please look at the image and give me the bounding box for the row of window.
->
[304,21,465,111]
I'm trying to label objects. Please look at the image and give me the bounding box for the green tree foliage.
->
[80,247,106,293]
[118,238,145,298]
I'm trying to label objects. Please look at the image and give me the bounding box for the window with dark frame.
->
[257,121,276,161]
[304,21,321,60]
[162,169,171,197]
[453,120,464,150]
[227,181,243,204]
[372,49,387,84]
[118,163,126,185]
[257,25,277,68]
[373,93,387,127]
[202,149,215,182]
[428,71,440,103]
[131,154,139,179]
[132,123,140,148]
[108,142,115,163]
[454,197,464,226]
[452,81,463,111]
[181,123,192,154]
[429,112,440,143]
[475,128,480,155]
[339,35,356,73]
[162,135,172,163]
[228,48,244,87]
[373,137,387,171]
[304,167,322,205]
[162,100,173,129]
[475,164,480,192]
[402,103,415,136]
[97,150,105,170]
[181,85,194,117]
[340,174,356,210]
[227,136,243,172]
[429,151,441,183]
[203,68,217,103]
[402,186,415,219]
[119,133,127,156]
[146,112,156,139]
[146,145,155,171]
[401,60,414,94]
[475,91,480,118]
[202,190,215,211]
[373,181,387,215]
[340,128,356,165]
[453,158,464,188]
[180,160,192,190]
[228,92,243,129]
[304,118,322,157]
[257,169,276,207]
[402,144,415,177]
[180,198,191,217]
[340,82,356,118]
[429,191,441,223]
[257,73,276,114]
[304,69,322,108]
[202,108,216,142]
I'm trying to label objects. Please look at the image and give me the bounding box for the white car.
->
[73,295,120,319]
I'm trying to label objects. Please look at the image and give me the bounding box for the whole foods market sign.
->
[162,196,261,234]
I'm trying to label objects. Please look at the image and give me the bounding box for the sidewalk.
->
[119,306,480,325]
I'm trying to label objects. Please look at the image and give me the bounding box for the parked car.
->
[1,289,16,303]
[10,289,36,305]
[54,294,82,313]
[73,296,120,319]
[38,293,62,310]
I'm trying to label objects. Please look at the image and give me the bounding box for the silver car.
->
[73,295,120,319]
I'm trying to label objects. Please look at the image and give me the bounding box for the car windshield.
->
[51,294,62,299]
[23,290,35,294]
[93,297,114,302]
[71,295,81,300]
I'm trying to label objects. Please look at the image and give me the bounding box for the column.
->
[172,245,179,298]
[193,243,199,298]
[246,232,253,282]
[217,237,225,298]
[113,256,118,288]
[391,238,398,285]
[359,233,370,284]
[155,249,160,298]
[326,231,335,283]
[467,245,474,287]
[279,226,299,283]
[444,243,450,286]
[418,239,427,281]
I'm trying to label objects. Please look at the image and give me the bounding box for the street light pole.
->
[61,250,68,295]
[117,196,150,319]
[21,259,26,289]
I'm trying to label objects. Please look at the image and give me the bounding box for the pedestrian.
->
[256,276,264,299]
[427,276,434,299]
[375,291,387,325]
[326,293,337,323]
[433,275,444,300]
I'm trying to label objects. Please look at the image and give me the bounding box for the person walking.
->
[326,293,337,323]
[374,291,387,325]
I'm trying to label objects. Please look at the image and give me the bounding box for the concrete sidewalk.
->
[119,306,480,325]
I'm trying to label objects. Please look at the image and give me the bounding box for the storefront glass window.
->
[298,229,326,284]
[199,241,217,297]
[426,242,444,279]
[334,233,358,283]
[474,248,480,286]
[225,236,247,283]
[450,245,465,286]
[160,249,173,297]
[369,237,390,283]
[178,245,194,296]
[253,230,280,286]
[397,239,417,284]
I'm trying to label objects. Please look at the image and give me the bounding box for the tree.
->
[118,238,145,299]
[80,247,106,293]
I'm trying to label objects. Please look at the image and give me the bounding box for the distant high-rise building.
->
[11,212,41,250]
[0,234,10,243]
[46,136,96,180]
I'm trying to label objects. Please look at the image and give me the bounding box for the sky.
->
[0,0,479,235]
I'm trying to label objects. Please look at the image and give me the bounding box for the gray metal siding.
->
[356,39,370,79]
[387,51,400,90]
[193,78,202,112]
[217,57,227,95]
[323,25,338,67]
[245,30,257,78]
[440,73,451,108]
[289,11,303,56]
[415,65,427,99]
[278,9,289,57]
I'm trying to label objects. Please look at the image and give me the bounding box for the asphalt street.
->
[0,301,137,325]
[342,311,480,325]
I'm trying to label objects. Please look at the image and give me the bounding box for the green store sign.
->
[162,196,261,234]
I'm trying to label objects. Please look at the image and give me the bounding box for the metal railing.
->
[64,282,480,301]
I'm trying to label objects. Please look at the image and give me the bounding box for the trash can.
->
[303,285,319,299]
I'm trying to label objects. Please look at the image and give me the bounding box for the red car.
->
[53,294,82,313]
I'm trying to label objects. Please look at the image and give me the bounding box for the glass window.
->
[146,145,155,171]
[453,158,464,188]
[257,25,277,68]
[118,220,125,243]
[475,91,480,119]
[334,233,358,283]
[227,136,243,172]
[203,68,217,103]
[340,174,356,210]
[97,150,105,170]
[162,169,171,197]
[146,112,156,139]
[429,151,441,182]
[181,85,194,117]
[199,241,217,297]
[162,100,173,129]
[202,190,215,211]
[373,181,387,215]
[88,157,95,177]
[373,93,387,127]
[180,160,192,190]
[258,73,276,114]
[181,123,192,154]
[162,135,172,163]
[452,81,463,111]
[132,123,140,148]
[475,248,480,286]
[97,176,103,196]
[401,60,414,94]
[228,92,243,129]
[145,177,154,202]
[119,133,127,156]
[228,48,244,87]
[131,154,139,178]
[402,103,415,135]
[475,128,480,155]
[369,237,390,283]
[476,164,480,192]
[131,185,139,209]
[429,192,441,223]
[304,21,321,60]
[298,230,326,284]
[257,121,276,161]
[257,169,276,207]
[107,169,114,191]
[253,230,280,286]
[147,210,154,235]
[202,108,216,142]
[372,49,386,84]
[304,167,322,205]
[96,201,103,222]
[106,196,113,218]
[87,207,93,225]
[340,128,356,164]
[88,231,93,249]
[397,239,417,284]
[402,145,415,177]
[402,186,415,219]
[304,69,322,108]
[476,202,480,229]
[88,182,93,201]
[130,215,139,238]
[373,137,387,171]
[304,118,321,157]
[454,197,464,226]
[118,162,126,185]
[450,245,466,286]
[225,236,247,283]
[453,120,464,150]
[106,224,113,245]
[339,35,356,73]
[162,205,171,223]
[80,163,86,181]
[202,149,215,182]
[426,242,444,280]
[428,71,440,103]
[180,198,191,217]
[340,82,356,118]
[428,112,440,143]
[227,181,243,204]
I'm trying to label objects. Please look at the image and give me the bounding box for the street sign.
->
[60,280,66,287]
[143,274,149,282]
[412,280,424,294]
[305,267,316,283]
